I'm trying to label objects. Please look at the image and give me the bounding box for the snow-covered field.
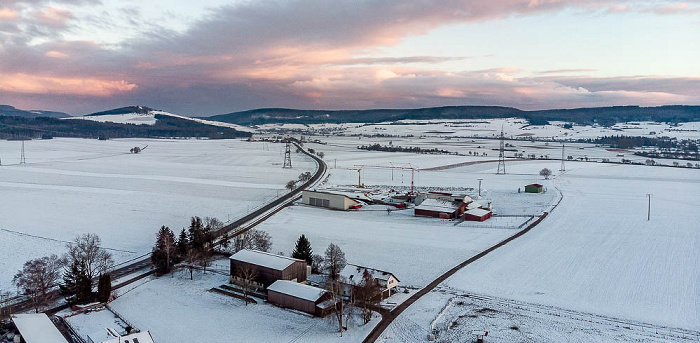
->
[259,118,700,140]
[0,138,314,290]
[440,162,700,330]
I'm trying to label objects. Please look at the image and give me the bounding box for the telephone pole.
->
[646,194,652,221]
[20,140,26,164]
[477,178,483,197]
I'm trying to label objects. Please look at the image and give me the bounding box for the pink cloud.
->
[31,7,74,28]
[0,72,137,96]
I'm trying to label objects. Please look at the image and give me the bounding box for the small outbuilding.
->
[230,249,307,288]
[464,208,493,222]
[524,184,544,193]
[11,313,69,343]
[302,190,360,210]
[267,280,335,317]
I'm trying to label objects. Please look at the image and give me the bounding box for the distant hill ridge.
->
[0,105,70,118]
[207,105,700,126]
[86,105,154,116]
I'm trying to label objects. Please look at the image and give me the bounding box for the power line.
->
[283,141,292,168]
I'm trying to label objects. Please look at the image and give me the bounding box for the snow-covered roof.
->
[11,313,69,343]
[466,201,482,210]
[306,189,368,202]
[102,331,155,343]
[415,198,459,213]
[465,208,491,217]
[230,249,305,271]
[340,264,399,283]
[267,280,327,302]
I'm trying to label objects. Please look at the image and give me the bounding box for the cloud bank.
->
[0,0,698,114]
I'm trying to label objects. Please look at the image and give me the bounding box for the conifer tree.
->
[291,234,313,263]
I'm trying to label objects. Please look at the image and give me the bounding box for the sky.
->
[0,0,699,116]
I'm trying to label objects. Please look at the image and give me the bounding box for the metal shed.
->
[524,184,544,193]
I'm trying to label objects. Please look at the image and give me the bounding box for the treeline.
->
[358,143,455,155]
[0,115,250,140]
[577,135,699,151]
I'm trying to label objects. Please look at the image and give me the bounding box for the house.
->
[339,264,400,299]
[524,184,544,193]
[302,190,360,210]
[267,280,335,317]
[464,208,493,221]
[229,249,308,288]
[11,313,69,343]
[414,198,465,219]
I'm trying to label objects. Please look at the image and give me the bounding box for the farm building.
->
[525,184,544,193]
[11,313,69,343]
[339,264,400,299]
[267,280,335,317]
[302,190,360,210]
[230,249,308,288]
[414,198,466,219]
[464,208,493,221]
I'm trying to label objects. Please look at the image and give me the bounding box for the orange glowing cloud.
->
[0,73,137,96]
[0,7,18,21]
[31,7,74,28]
[45,51,69,59]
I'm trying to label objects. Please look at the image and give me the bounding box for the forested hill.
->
[207,105,700,126]
[0,105,70,118]
[0,115,250,140]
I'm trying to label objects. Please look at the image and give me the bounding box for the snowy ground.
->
[0,138,314,290]
[379,289,700,343]
[98,268,379,343]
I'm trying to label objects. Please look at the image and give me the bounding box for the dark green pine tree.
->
[96,274,112,303]
[60,262,81,305]
[177,228,188,259]
[61,261,93,305]
[291,234,313,264]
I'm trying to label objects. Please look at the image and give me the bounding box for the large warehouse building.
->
[302,190,360,210]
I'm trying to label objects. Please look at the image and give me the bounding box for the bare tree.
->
[233,229,273,253]
[354,270,380,324]
[310,254,324,274]
[539,168,552,179]
[286,180,297,191]
[64,233,113,280]
[317,151,325,159]
[325,276,346,335]
[235,264,258,306]
[184,249,199,280]
[323,243,347,280]
[13,255,62,312]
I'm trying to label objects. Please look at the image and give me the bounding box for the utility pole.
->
[478,178,483,197]
[646,194,652,221]
[560,142,566,172]
[20,140,26,164]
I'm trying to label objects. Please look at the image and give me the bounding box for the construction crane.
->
[335,167,363,188]
[356,163,419,195]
